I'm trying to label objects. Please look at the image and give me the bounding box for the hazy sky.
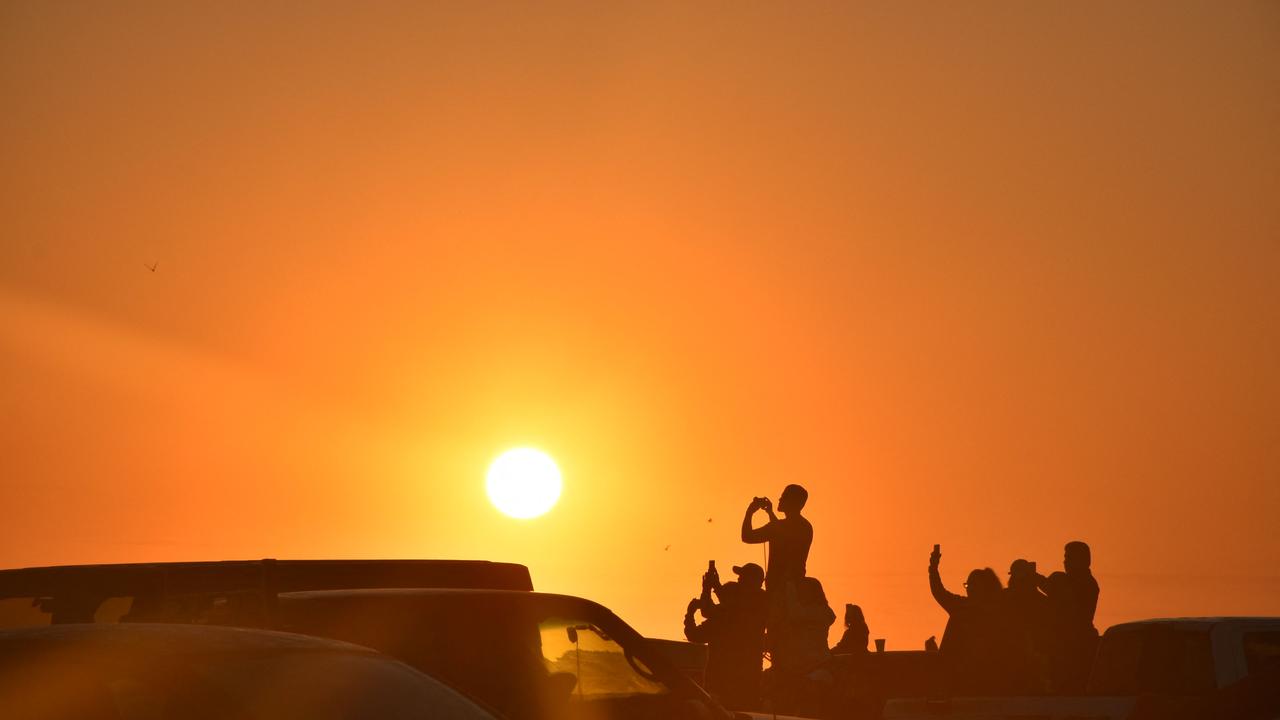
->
[2,1,1278,646]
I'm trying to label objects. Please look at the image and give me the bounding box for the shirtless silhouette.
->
[740,484,812,589]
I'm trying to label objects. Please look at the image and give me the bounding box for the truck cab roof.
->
[0,559,533,629]
[1106,617,1280,629]
[1091,616,1280,693]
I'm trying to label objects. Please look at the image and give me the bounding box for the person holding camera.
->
[741,485,813,668]
[740,485,813,591]
[684,562,767,709]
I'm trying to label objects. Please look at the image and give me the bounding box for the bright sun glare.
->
[486,448,562,519]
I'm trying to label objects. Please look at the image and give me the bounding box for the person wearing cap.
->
[684,562,767,709]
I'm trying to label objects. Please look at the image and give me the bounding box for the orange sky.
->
[2,1,1278,648]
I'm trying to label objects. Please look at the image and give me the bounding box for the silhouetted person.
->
[1005,558,1051,690]
[741,485,813,588]
[772,576,836,716]
[832,603,870,654]
[1008,558,1049,640]
[928,545,1033,694]
[684,563,767,710]
[742,485,813,654]
[1039,540,1100,692]
[777,577,836,672]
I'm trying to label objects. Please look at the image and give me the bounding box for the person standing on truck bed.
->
[1005,558,1051,680]
[741,485,814,656]
[741,485,813,589]
[683,562,768,710]
[1039,540,1100,692]
[928,545,1037,695]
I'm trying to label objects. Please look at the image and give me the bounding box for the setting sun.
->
[486,448,562,519]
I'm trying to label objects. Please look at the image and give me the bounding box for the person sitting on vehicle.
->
[1040,540,1100,693]
[778,577,836,671]
[832,603,870,654]
[684,563,768,710]
[770,576,837,715]
[929,545,1034,695]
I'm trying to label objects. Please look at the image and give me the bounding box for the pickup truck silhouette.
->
[884,617,1280,720]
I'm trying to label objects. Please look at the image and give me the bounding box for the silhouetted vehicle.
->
[271,589,737,720]
[827,650,944,720]
[883,617,1280,720]
[1,561,798,720]
[0,623,501,720]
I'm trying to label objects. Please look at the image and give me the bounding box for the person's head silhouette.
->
[965,568,1003,602]
[777,484,808,516]
[1064,541,1091,575]
[844,603,867,630]
[1008,559,1039,591]
[731,563,764,591]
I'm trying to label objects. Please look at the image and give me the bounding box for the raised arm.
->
[929,544,964,614]
[741,497,776,544]
[684,598,709,643]
[698,582,719,618]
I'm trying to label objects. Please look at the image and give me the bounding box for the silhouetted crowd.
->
[682,484,1101,714]
[928,540,1099,695]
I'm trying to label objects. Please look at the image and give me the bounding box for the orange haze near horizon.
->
[2,2,1279,648]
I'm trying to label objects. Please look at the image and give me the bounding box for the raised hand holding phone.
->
[703,560,721,591]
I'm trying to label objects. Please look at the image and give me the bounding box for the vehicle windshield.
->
[537,617,667,699]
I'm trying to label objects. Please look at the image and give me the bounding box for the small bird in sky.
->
[144,261,158,272]
[707,517,713,523]
[664,544,671,551]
